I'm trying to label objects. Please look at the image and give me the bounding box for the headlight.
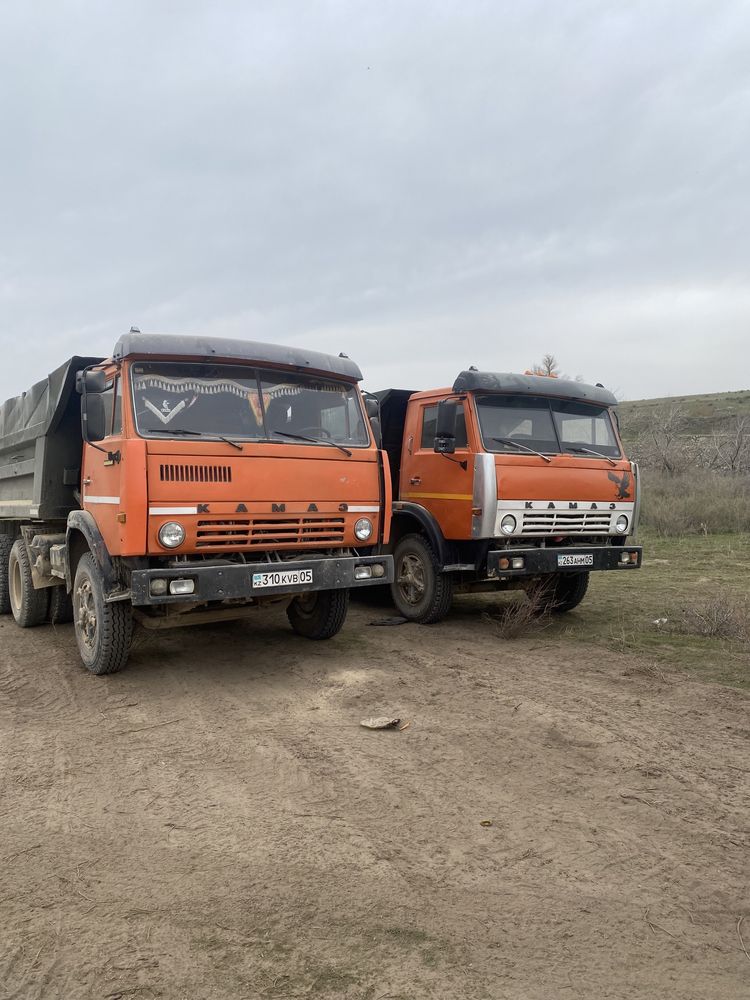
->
[158,521,185,548]
[615,514,629,533]
[500,514,517,535]
[354,517,373,541]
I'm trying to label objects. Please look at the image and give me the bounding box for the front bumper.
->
[130,554,394,606]
[486,544,642,579]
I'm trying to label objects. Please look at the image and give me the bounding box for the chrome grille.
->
[159,463,232,483]
[196,516,345,548]
[521,509,612,534]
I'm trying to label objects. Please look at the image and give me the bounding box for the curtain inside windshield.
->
[259,370,368,445]
[131,362,368,445]
[475,394,620,458]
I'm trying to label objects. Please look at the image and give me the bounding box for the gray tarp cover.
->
[0,356,102,448]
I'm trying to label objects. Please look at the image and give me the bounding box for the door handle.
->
[409,476,422,485]
[82,477,92,486]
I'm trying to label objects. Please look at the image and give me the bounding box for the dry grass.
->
[670,592,749,641]
[485,584,554,640]
[639,471,750,536]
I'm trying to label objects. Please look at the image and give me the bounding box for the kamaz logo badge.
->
[524,501,619,510]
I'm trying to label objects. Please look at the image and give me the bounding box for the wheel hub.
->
[10,557,23,612]
[397,553,426,606]
[75,580,97,649]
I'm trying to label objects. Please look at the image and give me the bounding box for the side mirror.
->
[434,400,457,455]
[82,393,107,442]
[369,416,382,449]
[76,369,107,394]
[364,395,380,421]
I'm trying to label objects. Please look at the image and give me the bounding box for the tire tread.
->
[9,539,49,627]
[0,534,13,615]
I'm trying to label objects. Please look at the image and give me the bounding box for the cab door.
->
[81,373,125,555]
[401,400,473,539]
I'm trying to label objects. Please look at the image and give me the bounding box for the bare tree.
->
[708,415,750,475]
[635,403,688,476]
[530,354,561,377]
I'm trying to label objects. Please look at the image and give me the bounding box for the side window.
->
[421,405,438,448]
[112,377,122,435]
[100,382,115,437]
[420,404,468,449]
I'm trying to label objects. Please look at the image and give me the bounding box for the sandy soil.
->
[1,597,748,1000]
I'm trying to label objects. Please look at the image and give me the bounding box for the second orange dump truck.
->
[375,370,642,622]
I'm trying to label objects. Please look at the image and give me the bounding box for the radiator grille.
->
[521,510,612,534]
[195,516,346,548]
[159,463,232,483]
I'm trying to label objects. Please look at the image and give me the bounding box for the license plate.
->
[252,569,314,589]
[557,553,594,568]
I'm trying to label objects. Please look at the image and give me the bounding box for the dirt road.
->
[1,598,748,999]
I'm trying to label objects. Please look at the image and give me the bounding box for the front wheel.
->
[287,589,349,639]
[73,552,132,674]
[542,572,590,614]
[390,533,453,624]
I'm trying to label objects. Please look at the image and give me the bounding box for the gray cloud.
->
[1,0,748,401]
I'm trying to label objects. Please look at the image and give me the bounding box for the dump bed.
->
[0,356,102,521]
[374,389,415,499]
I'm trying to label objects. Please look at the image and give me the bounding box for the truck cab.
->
[376,370,641,623]
[0,333,393,674]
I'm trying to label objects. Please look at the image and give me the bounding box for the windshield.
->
[130,362,369,446]
[474,394,621,458]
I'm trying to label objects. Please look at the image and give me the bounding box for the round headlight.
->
[615,514,629,534]
[354,517,373,542]
[500,514,517,535]
[158,521,186,548]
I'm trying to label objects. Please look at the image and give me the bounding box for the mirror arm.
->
[440,454,468,470]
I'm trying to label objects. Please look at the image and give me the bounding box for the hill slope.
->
[618,388,750,437]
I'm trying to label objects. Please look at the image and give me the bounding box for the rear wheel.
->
[391,533,453,624]
[8,539,50,627]
[49,585,74,624]
[0,534,13,615]
[73,552,132,674]
[544,572,590,614]
[287,589,349,639]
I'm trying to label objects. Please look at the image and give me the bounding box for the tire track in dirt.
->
[1,603,749,999]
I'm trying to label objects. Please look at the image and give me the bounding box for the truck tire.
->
[73,552,132,674]
[8,539,50,628]
[49,585,74,625]
[391,533,453,624]
[287,589,349,640]
[0,534,13,615]
[546,571,590,614]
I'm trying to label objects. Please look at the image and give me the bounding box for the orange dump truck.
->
[375,370,641,622]
[0,333,392,674]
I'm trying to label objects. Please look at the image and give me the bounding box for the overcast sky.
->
[1,0,748,402]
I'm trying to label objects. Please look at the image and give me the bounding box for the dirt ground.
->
[1,591,748,1000]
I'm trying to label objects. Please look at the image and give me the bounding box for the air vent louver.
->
[159,464,232,483]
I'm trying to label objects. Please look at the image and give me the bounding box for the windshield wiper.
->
[489,436,552,463]
[270,430,352,457]
[564,445,616,467]
[146,428,244,451]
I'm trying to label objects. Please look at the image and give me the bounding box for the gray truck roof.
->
[113,333,363,382]
[452,370,618,407]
